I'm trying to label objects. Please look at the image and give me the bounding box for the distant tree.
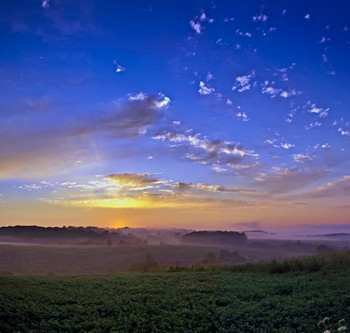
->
[231,251,246,264]
[128,253,159,272]
[144,253,159,271]
[219,249,232,264]
[316,244,335,254]
[202,252,217,264]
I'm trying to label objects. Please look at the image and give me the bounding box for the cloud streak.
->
[0,94,170,179]
[254,168,326,194]
[152,130,258,171]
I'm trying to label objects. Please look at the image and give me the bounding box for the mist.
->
[0,225,349,275]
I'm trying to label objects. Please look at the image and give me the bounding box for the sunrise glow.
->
[0,0,349,232]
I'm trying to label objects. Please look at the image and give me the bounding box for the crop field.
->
[1,252,350,332]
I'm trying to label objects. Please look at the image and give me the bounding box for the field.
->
[0,241,319,275]
[1,252,350,332]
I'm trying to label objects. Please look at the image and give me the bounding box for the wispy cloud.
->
[0,94,170,180]
[254,168,326,194]
[106,173,162,186]
[113,60,126,73]
[293,176,350,200]
[293,153,316,163]
[27,174,260,209]
[261,81,282,98]
[152,130,258,171]
[41,0,50,9]
[307,102,329,117]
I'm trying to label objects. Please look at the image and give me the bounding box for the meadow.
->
[1,251,349,332]
[0,240,323,275]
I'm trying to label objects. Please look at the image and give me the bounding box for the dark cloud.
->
[106,173,161,186]
[197,183,258,195]
[171,182,194,191]
[170,181,259,195]
[93,96,168,138]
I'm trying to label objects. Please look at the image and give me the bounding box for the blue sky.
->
[0,0,349,229]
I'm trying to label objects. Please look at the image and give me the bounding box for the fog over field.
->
[0,225,349,275]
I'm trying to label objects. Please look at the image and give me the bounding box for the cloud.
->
[236,112,249,122]
[190,20,202,34]
[280,90,298,98]
[0,94,170,180]
[171,182,194,191]
[196,184,258,195]
[199,12,214,24]
[338,128,350,136]
[77,93,170,138]
[307,102,329,117]
[152,130,258,170]
[206,72,214,81]
[236,29,252,38]
[189,11,214,34]
[41,0,50,9]
[198,81,215,95]
[305,122,322,130]
[113,59,126,73]
[232,71,255,93]
[254,168,326,194]
[32,175,257,209]
[261,81,282,98]
[212,165,227,173]
[293,153,315,163]
[42,193,246,209]
[253,13,268,22]
[265,136,295,150]
[296,176,350,199]
[106,173,162,186]
[281,143,295,149]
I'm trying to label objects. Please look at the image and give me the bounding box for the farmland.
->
[1,252,350,332]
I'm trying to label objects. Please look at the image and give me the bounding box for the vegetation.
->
[173,251,350,275]
[181,230,247,246]
[1,251,349,332]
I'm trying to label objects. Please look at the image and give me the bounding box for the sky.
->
[0,0,349,231]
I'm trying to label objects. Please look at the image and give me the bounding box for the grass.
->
[1,251,350,332]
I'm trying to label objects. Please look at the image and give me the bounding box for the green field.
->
[1,252,350,332]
